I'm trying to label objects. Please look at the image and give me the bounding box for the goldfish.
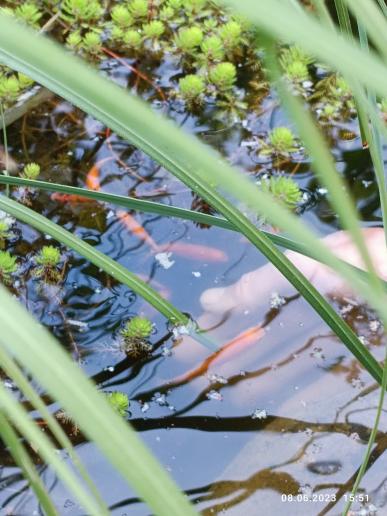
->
[85,156,113,191]
[50,192,94,203]
[117,210,228,262]
[116,210,159,252]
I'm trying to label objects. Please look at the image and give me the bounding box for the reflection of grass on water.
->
[0,0,386,515]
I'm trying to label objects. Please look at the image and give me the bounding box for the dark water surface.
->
[0,55,386,516]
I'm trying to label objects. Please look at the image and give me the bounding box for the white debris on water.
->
[152,392,175,411]
[155,252,175,269]
[192,271,201,278]
[251,408,267,420]
[369,319,381,333]
[172,319,197,339]
[206,390,223,401]
[207,373,228,385]
[67,319,89,331]
[270,292,286,309]
[161,345,173,357]
[141,402,150,413]
[153,393,167,406]
[316,187,328,196]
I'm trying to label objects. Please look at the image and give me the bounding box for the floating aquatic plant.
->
[81,31,102,57]
[61,0,103,25]
[179,74,206,106]
[121,316,153,340]
[120,316,153,357]
[209,62,237,91]
[106,391,130,417]
[33,245,63,283]
[259,127,299,158]
[111,5,133,28]
[0,251,17,285]
[175,27,203,52]
[21,162,40,180]
[260,176,302,210]
[128,0,148,19]
[0,76,20,105]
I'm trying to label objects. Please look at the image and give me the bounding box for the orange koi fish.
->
[117,211,228,262]
[50,192,94,203]
[116,210,159,252]
[171,324,265,385]
[85,156,114,191]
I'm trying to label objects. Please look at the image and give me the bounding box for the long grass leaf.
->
[0,378,104,515]
[0,285,197,516]
[0,412,58,515]
[0,346,108,513]
[0,18,385,381]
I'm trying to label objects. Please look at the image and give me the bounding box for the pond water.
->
[0,14,386,516]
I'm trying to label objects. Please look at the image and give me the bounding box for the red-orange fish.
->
[171,324,265,385]
[116,210,159,252]
[117,211,227,262]
[85,156,113,191]
[50,192,94,203]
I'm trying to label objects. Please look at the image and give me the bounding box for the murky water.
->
[0,41,386,516]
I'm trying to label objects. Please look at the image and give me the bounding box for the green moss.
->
[123,29,142,48]
[284,60,309,83]
[62,0,103,24]
[14,2,42,27]
[219,21,242,50]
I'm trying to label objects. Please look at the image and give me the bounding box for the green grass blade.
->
[0,196,187,326]
[0,18,385,381]
[0,377,105,515]
[344,0,387,60]
[333,0,352,36]
[1,176,385,290]
[0,195,220,351]
[309,0,335,29]
[0,175,236,232]
[0,412,58,515]
[262,40,384,296]
[221,0,387,100]
[0,285,197,516]
[0,346,108,513]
